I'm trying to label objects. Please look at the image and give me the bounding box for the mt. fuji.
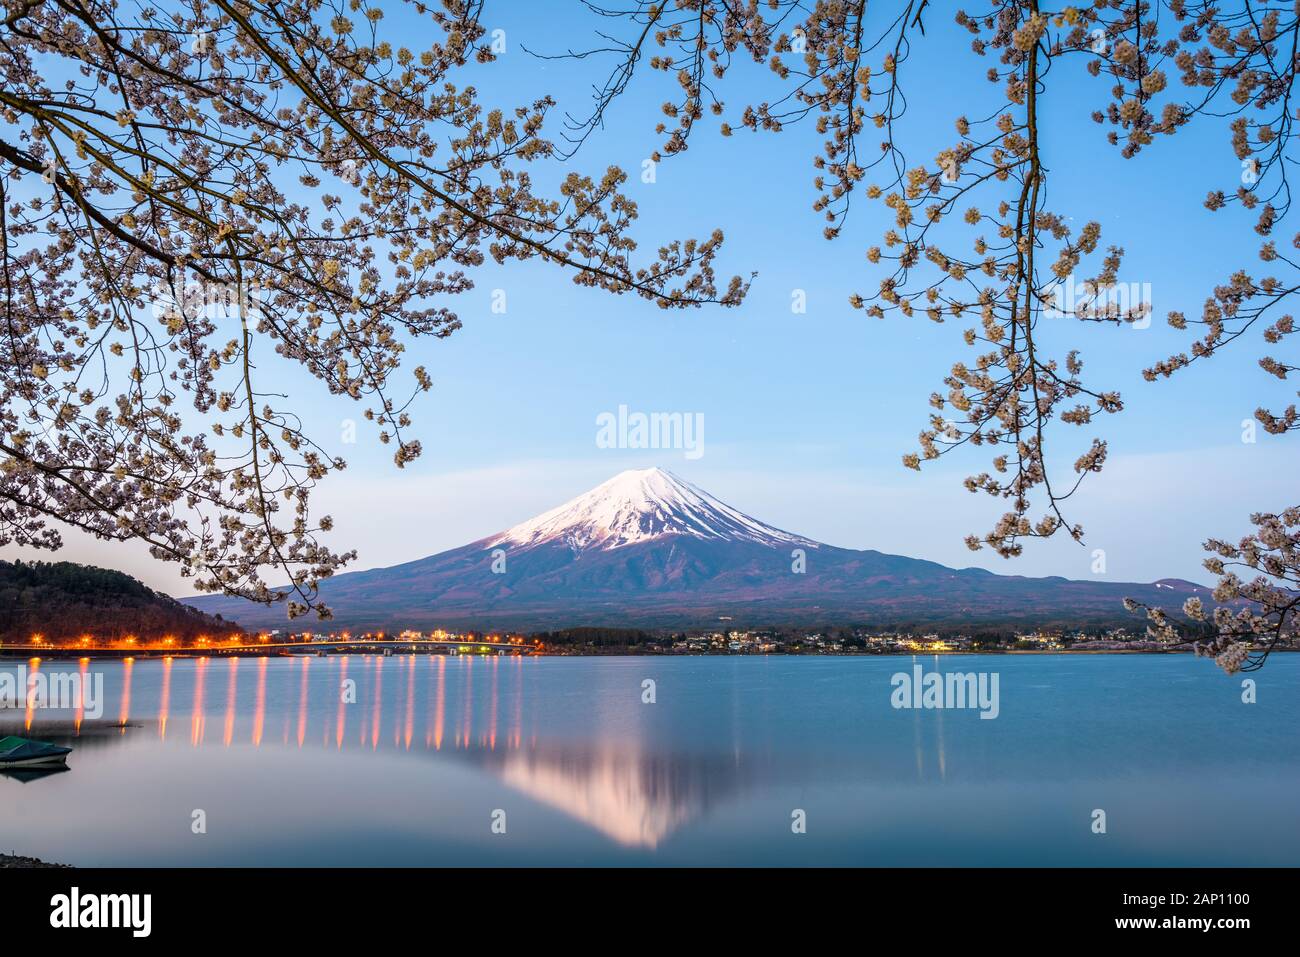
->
[187,467,1208,632]
[486,468,817,552]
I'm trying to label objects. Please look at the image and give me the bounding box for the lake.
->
[1,653,1296,866]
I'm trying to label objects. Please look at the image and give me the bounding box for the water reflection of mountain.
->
[8,713,762,848]
[473,742,756,848]
[2,657,996,850]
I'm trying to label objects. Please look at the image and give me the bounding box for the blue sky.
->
[4,2,1293,594]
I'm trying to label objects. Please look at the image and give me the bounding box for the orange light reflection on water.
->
[335,657,349,750]
[50,651,535,757]
[296,656,311,749]
[489,655,499,751]
[512,654,523,749]
[403,655,415,750]
[370,656,384,750]
[461,654,474,749]
[191,657,208,746]
[433,656,445,751]
[251,656,268,746]
[158,657,172,740]
[24,658,40,731]
[118,657,134,732]
[223,657,239,747]
[74,658,89,733]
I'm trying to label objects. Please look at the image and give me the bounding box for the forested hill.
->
[0,560,238,642]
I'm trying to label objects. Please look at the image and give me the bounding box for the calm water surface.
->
[1,654,1296,866]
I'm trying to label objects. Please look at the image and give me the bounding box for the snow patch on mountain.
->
[487,467,820,552]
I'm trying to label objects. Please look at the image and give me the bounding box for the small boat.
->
[0,736,72,769]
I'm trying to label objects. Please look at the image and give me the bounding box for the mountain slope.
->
[487,468,818,551]
[185,467,1208,631]
[1,560,238,641]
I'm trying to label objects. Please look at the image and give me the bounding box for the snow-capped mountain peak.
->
[189,466,1212,632]
[487,467,819,552]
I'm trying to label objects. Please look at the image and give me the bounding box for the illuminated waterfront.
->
[1,629,537,656]
[2,655,1298,866]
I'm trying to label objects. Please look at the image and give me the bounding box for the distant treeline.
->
[0,560,237,641]
[530,626,662,649]
[524,622,1192,649]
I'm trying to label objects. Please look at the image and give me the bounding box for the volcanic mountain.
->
[186,467,1208,631]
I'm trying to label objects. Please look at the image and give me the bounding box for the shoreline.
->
[0,853,68,868]
[1,647,1293,661]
